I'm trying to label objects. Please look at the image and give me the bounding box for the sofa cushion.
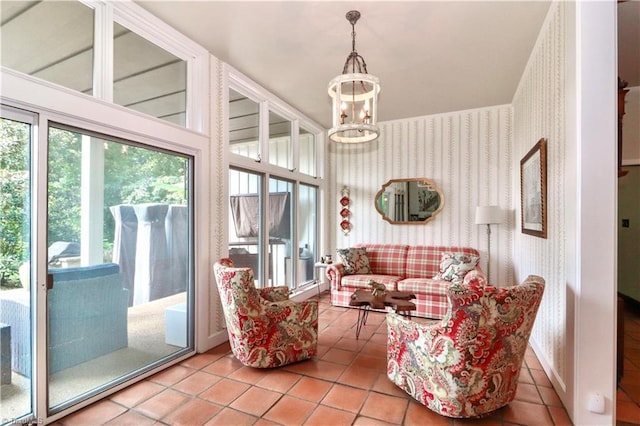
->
[354,244,409,276]
[340,274,401,291]
[433,252,480,283]
[405,246,480,278]
[396,278,451,296]
[336,247,372,275]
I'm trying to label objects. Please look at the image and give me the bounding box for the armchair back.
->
[387,275,545,418]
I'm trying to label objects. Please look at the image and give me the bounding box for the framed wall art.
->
[520,138,547,238]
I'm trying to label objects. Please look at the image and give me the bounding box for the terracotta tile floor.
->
[618,297,640,425]
[55,291,640,426]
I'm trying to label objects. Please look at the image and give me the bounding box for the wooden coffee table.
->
[349,289,416,339]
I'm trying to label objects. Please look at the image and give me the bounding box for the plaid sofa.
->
[326,244,485,319]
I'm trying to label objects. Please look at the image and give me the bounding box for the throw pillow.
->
[336,247,372,275]
[433,252,480,284]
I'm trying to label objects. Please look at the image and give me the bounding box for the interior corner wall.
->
[511,0,570,411]
[326,105,514,286]
[200,55,231,352]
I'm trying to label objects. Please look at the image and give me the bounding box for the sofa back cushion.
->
[353,244,409,276]
[405,246,480,278]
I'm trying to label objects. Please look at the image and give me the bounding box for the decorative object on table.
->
[327,10,380,144]
[367,279,387,298]
[325,255,332,264]
[520,138,547,238]
[474,206,503,284]
[339,186,352,234]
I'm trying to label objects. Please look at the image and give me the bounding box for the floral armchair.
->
[213,258,318,368]
[387,275,545,418]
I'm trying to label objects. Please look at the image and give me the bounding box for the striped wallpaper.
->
[327,105,514,287]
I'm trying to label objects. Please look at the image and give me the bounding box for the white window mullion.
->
[260,101,269,163]
[92,2,114,102]
[292,119,300,172]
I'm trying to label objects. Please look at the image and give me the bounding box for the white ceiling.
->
[136,1,639,130]
[136,1,553,128]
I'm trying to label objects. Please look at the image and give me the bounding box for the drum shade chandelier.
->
[328,10,380,143]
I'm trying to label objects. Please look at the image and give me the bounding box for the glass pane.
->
[0,111,33,422]
[297,184,318,285]
[114,23,187,126]
[47,125,192,412]
[0,1,94,95]
[299,127,316,177]
[228,169,268,285]
[268,111,291,169]
[229,90,260,160]
[269,178,293,289]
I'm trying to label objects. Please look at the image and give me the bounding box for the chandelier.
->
[328,10,380,143]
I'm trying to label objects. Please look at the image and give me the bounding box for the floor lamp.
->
[475,206,503,284]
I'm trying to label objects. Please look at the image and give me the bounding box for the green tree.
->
[0,118,29,286]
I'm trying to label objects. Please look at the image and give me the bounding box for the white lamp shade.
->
[475,206,502,225]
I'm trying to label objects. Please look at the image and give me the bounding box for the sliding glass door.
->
[0,107,195,423]
[46,124,193,413]
[0,107,35,424]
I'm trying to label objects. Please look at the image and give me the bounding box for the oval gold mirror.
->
[375,178,444,224]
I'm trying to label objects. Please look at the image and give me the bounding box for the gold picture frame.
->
[520,138,547,238]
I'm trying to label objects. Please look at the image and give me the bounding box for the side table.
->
[314,262,330,295]
[349,289,416,339]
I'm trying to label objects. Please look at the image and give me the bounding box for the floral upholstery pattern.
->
[336,247,372,275]
[213,258,318,368]
[433,252,480,284]
[387,275,545,418]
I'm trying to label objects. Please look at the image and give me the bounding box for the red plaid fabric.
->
[341,274,401,291]
[328,245,486,320]
[405,246,480,278]
[354,244,409,276]
[396,278,451,319]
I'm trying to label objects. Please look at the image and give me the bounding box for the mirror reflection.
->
[375,178,444,224]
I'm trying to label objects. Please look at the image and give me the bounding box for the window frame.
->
[226,66,325,294]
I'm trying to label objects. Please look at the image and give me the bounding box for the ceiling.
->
[1,1,637,131]
[136,1,639,130]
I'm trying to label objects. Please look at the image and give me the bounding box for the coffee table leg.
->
[355,306,370,340]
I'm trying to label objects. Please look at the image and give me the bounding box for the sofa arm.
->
[463,267,487,286]
[260,286,290,302]
[326,263,345,290]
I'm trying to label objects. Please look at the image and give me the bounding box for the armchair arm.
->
[262,298,319,329]
[326,263,345,291]
[260,286,290,302]
[387,312,441,348]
